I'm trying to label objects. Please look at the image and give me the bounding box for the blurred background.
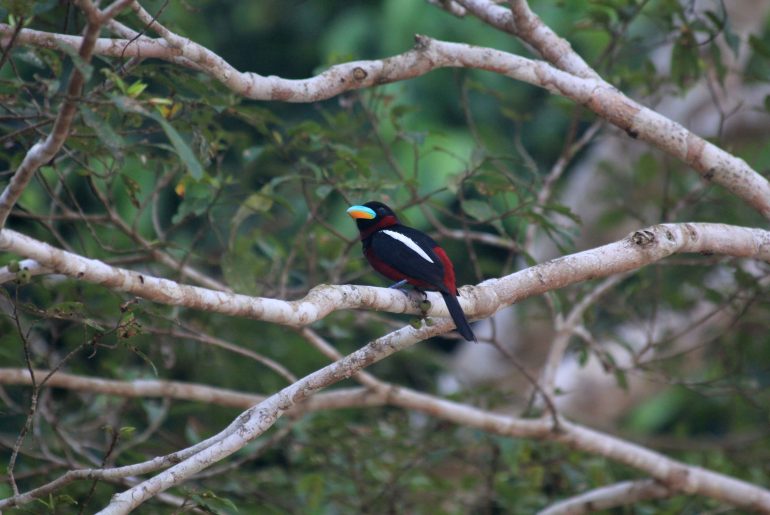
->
[1,0,770,512]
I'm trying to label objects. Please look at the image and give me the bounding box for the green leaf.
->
[461,199,495,222]
[125,344,158,377]
[45,301,86,319]
[708,43,726,85]
[232,190,273,228]
[613,368,629,390]
[297,473,325,511]
[15,48,45,68]
[101,68,127,95]
[221,235,267,294]
[723,24,741,57]
[242,145,264,163]
[578,347,589,367]
[126,80,148,98]
[121,174,142,208]
[671,30,701,88]
[749,34,770,59]
[53,39,93,81]
[80,105,125,154]
[192,490,240,513]
[111,95,205,180]
[3,0,34,19]
[171,180,213,224]
[151,112,205,180]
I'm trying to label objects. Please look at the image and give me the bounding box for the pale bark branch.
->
[298,327,385,390]
[0,2,768,509]
[0,0,134,228]
[86,222,770,512]
[538,479,673,515]
[3,25,768,219]
[99,327,770,513]
[0,370,385,510]
[447,0,600,79]
[388,389,770,513]
[0,367,381,412]
[96,323,433,514]
[506,0,601,79]
[2,362,768,513]
[540,273,630,397]
[0,224,768,333]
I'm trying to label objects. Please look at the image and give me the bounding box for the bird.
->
[346,201,476,342]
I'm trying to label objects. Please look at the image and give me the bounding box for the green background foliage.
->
[1,0,769,512]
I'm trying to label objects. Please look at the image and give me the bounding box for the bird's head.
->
[346,201,399,235]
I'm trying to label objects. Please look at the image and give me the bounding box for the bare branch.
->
[298,327,385,390]
[0,367,381,412]
[100,314,770,513]
[2,362,768,513]
[540,273,630,397]
[0,224,768,332]
[4,27,768,218]
[523,120,604,252]
[0,1,134,228]
[97,322,432,514]
[538,479,672,515]
[507,0,601,79]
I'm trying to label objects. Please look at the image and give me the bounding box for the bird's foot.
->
[418,298,431,316]
[410,297,432,330]
[409,316,435,330]
[389,279,412,297]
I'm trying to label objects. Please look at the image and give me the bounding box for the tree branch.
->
[97,314,770,513]
[540,273,629,397]
[0,224,768,332]
[0,0,134,228]
[0,367,382,412]
[2,360,768,513]
[4,26,768,219]
[538,479,673,515]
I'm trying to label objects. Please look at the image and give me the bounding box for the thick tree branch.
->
[0,367,381,412]
[2,359,768,513]
[4,27,768,218]
[450,0,600,79]
[1,2,767,511]
[0,224,768,332]
[99,316,770,513]
[96,323,436,514]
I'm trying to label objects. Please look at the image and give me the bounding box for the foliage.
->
[0,0,769,512]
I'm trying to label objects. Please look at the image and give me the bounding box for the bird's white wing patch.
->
[382,229,434,263]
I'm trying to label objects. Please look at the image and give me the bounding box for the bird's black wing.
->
[369,225,446,288]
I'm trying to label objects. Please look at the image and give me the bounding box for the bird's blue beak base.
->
[346,205,376,220]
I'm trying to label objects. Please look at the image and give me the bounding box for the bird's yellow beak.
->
[346,205,376,220]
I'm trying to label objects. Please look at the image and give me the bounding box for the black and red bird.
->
[347,201,476,342]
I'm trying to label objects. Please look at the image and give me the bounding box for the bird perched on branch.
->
[346,201,476,342]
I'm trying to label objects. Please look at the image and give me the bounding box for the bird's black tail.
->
[441,291,476,342]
